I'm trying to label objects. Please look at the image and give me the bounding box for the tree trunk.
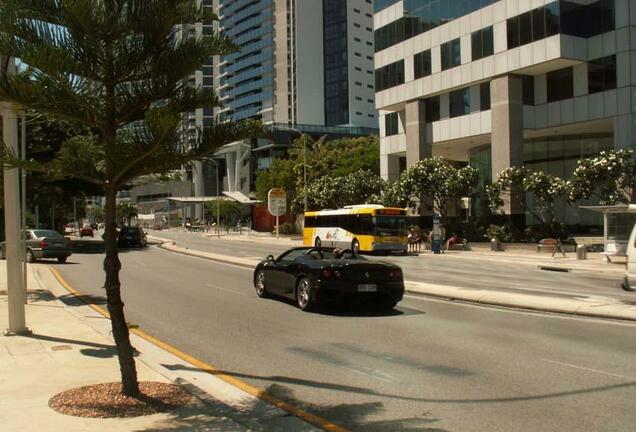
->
[103,186,140,397]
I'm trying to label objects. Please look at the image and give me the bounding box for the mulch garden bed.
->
[49,381,192,418]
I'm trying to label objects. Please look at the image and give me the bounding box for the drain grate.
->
[538,266,572,273]
[51,345,73,352]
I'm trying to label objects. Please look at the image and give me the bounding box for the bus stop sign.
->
[268,188,287,217]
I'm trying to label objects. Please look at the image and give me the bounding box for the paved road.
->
[152,230,633,303]
[55,246,636,432]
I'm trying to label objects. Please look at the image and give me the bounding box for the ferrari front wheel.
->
[296,277,315,311]
[254,270,268,298]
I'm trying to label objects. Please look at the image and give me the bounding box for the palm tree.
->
[117,202,138,226]
[0,0,259,397]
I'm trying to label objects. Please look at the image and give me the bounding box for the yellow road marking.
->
[48,265,349,432]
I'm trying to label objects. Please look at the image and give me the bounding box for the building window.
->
[441,38,461,71]
[588,55,616,94]
[414,49,431,79]
[507,2,561,50]
[424,96,440,123]
[449,88,470,118]
[472,26,494,61]
[522,75,535,106]
[547,67,573,102]
[480,82,491,111]
[385,112,399,136]
[375,60,405,91]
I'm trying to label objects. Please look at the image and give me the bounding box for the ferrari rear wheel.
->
[296,277,314,311]
[255,270,268,298]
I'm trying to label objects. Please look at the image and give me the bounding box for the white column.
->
[2,102,27,335]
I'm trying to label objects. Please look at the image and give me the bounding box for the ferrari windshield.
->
[374,216,407,236]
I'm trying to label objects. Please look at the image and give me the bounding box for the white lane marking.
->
[206,283,249,297]
[541,358,636,381]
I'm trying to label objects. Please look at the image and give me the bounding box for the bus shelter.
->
[580,205,636,257]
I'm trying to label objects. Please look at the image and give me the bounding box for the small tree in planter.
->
[568,149,636,205]
[398,157,478,218]
[487,167,568,238]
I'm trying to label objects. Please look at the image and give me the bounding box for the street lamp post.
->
[303,136,307,212]
[205,158,221,238]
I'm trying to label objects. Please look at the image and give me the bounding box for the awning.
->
[167,196,230,204]
[222,191,261,204]
[580,205,636,214]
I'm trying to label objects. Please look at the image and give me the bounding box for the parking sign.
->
[268,189,286,217]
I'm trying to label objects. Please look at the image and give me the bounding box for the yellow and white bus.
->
[303,205,408,254]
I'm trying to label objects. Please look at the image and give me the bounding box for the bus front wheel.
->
[352,239,360,255]
[314,237,322,248]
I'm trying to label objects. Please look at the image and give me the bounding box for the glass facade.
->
[375,0,616,53]
[219,0,274,121]
[324,0,350,126]
[375,0,499,52]
[375,0,401,13]
[507,2,561,50]
[469,135,613,225]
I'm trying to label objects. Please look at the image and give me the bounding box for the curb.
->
[151,237,636,323]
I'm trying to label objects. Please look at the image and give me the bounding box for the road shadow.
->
[158,363,449,431]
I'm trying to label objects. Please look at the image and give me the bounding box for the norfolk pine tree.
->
[0,1,260,397]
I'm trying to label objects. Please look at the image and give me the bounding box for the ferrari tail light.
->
[39,240,48,248]
[389,268,402,279]
[334,270,342,279]
[322,269,333,279]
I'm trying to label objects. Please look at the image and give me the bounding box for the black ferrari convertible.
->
[253,247,405,311]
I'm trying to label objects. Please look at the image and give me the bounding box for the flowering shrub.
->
[568,149,635,205]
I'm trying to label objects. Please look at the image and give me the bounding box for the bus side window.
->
[305,216,315,228]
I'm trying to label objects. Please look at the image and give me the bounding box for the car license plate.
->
[358,284,377,292]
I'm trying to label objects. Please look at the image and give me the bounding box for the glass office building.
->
[375,0,634,226]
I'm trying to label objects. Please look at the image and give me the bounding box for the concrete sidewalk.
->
[151,234,636,322]
[0,261,321,432]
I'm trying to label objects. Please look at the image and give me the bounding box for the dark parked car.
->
[118,226,147,247]
[80,225,94,238]
[253,247,404,311]
[1,229,72,263]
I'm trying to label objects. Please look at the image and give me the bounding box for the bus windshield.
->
[374,216,406,236]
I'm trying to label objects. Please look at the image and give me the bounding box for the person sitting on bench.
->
[446,233,460,250]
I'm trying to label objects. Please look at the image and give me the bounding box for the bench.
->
[537,238,566,257]
[448,240,470,251]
